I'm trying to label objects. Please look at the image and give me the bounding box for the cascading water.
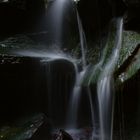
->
[13,2,124,140]
[46,0,66,46]
[15,0,88,131]
[97,18,123,140]
[66,3,88,130]
[76,10,87,68]
[67,65,87,128]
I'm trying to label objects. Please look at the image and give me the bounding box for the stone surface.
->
[53,128,93,140]
[116,31,140,83]
[0,114,51,140]
[29,114,51,140]
[54,129,73,140]
[83,30,140,85]
[0,33,50,54]
[0,54,75,127]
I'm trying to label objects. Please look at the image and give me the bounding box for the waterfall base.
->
[52,127,93,140]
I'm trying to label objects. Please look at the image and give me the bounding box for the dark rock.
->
[77,0,126,42]
[77,0,112,41]
[116,44,140,82]
[29,114,52,140]
[123,0,140,7]
[0,114,51,140]
[0,55,75,127]
[0,0,46,40]
[42,58,76,126]
[54,129,73,140]
[123,0,140,31]
[115,69,140,140]
[108,0,126,16]
[0,33,49,54]
[124,7,140,31]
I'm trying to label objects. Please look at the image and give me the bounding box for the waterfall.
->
[66,2,87,129]
[67,65,87,128]
[97,18,123,140]
[13,3,124,140]
[76,10,87,68]
[46,0,66,47]
[15,0,88,130]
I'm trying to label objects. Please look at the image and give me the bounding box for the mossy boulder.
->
[116,31,140,83]
[83,28,140,86]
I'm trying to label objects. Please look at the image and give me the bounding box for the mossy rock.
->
[0,114,44,140]
[83,26,140,86]
[83,18,120,86]
[115,31,140,84]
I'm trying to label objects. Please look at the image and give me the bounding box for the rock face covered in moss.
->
[83,28,140,85]
[117,31,140,82]
[0,33,51,55]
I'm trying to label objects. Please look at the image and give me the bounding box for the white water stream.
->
[97,18,123,140]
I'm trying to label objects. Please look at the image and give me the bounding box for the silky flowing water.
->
[66,7,87,129]
[66,66,87,129]
[46,0,67,46]
[76,9,87,68]
[14,1,124,140]
[96,18,123,140]
[15,0,88,130]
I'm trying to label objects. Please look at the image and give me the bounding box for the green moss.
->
[0,35,44,55]
[117,31,140,82]
[83,19,118,86]
[118,52,140,82]
[84,30,140,85]
[118,31,140,67]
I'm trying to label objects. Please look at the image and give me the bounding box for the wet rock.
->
[116,44,140,82]
[0,54,76,126]
[42,58,76,126]
[29,114,51,140]
[54,129,73,140]
[83,18,121,85]
[0,33,49,54]
[115,67,140,140]
[116,31,140,83]
[0,114,51,140]
[84,30,140,85]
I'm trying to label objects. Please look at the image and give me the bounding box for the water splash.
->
[15,49,73,60]
[97,18,123,140]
